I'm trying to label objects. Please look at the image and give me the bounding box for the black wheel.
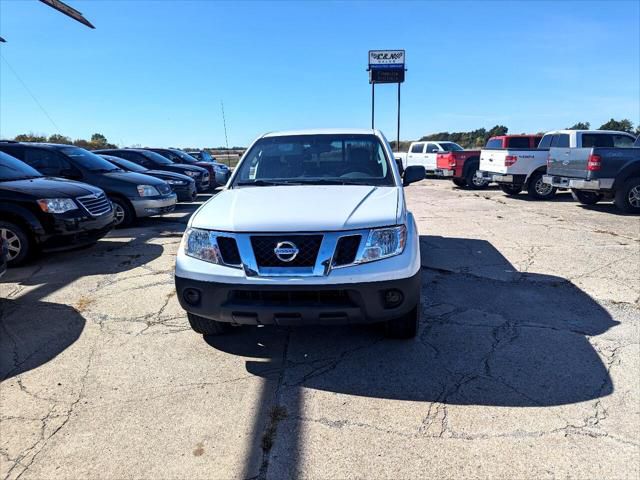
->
[464,162,488,190]
[385,305,419,339]
[499,184,522,196]
[452,178,466,188]
[614,176,640,213]
[110,197,135,227]
[0,221,31,267]
[187,312,231,335]
[527,172,557,200]
[571,189,603,205]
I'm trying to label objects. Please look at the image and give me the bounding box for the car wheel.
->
[499,184,522,196]
[0,221,31,267]
[614,177,640,213]
[385,305,419,339]
[571,189,603,205]
[464,163,488,190]
[452,178,466,188]
[187,312,231,335]
[527,172,557,200]
[110,197,134,227]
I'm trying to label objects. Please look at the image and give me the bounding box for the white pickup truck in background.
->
[394,141,464,175]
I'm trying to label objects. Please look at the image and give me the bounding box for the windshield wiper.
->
[235,180,302,187]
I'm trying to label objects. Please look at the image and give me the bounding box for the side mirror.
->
[403,165,426,186]
[60,168,82,179]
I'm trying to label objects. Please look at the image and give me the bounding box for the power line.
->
[1,53,61,133]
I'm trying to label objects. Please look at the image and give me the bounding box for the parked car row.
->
[395,130,640,212]
[0,141,229,267]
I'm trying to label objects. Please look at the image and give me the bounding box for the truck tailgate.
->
[479,149,509,174]
[547,147,590,179]
[480,149,547,175]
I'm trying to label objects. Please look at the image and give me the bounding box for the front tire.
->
[452,178,466,188]
[187,312,231,335]
[385,305,419,339]
[110,197,135,227]
[464,162,489,190]
[0,221,31,267]
[527,172,557,200]
[499,184,522,196]
[571,189,602,205]
[614,177,640,213]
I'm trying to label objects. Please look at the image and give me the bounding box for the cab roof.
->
[261,128,380,138]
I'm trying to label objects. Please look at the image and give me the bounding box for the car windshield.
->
[440,143,464,152]
[232,134,394,187]
[60,147,120,172]
[171,150,199,163]
[104,156,147,173]
[190,151,214,162]
[140,150,175,165]
[0,152,43,181]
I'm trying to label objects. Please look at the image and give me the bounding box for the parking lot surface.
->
[1,181,639,479]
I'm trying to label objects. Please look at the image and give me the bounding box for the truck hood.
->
[191,185,401,232]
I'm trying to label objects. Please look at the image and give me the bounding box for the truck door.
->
[406,143,425,168]
[424,143,441,171]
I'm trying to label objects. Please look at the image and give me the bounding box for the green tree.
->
[90,133,109,148]
[487,125,508,137]
[567,122,590,130]
[14,133,46,142]
[48,134,72,144]
[599,118,634,133]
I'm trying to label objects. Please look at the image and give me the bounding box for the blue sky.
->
[0,0,638,147]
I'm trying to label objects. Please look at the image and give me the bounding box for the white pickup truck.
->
[478,130,636,200]
[175,129,426,339]
[395,140,465,174]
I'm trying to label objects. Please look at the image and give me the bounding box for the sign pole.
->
[371,82,375,129]
[397,82,401,150]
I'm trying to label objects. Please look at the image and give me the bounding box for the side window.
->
[0,146,25,160]
[612,135,635,148]
[532,137,543,148]
[538,135,552,149]
[506,137,530,149]
[425,143,440,153]
[550,134,570,148]
[132,153,152,167]
[23,148,69,176]
[485,138,503,149]
[410,143,424,154]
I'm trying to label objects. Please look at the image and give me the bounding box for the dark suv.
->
[146,148,228,187]
[96,149,210,192]
[0,151,114,266]
[0,142,177,227]
[100,154,198,202]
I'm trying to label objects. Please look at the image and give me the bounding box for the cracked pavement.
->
[1,183,639,479]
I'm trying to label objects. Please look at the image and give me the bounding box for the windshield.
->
[140,150,175,165]
[0,151,43,181]
[60,147,120,172]
[171,149,199,163]
[440,143,464,152]
[231,134,394,187]
[103,156,147,173]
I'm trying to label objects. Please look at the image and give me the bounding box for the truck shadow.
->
[204,235,617,477]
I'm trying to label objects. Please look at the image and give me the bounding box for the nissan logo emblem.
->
[274,241,299,262]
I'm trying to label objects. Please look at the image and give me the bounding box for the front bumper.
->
[175,270,421,326]
[131,194,177,217]
[174,182,198,202]
[38,212,115,251]
[542,175,614,191]
[434,169,455,177]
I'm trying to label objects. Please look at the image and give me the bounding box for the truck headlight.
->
[166,179,187,185]
[358,225,407,263]
[37,198,78,214]
[137,185,160,197]
[184,228,222,263]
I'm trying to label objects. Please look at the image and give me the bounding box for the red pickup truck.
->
[435,148,485,189]
[436,135,542,189]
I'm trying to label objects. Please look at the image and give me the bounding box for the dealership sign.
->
[368,50,405,84]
